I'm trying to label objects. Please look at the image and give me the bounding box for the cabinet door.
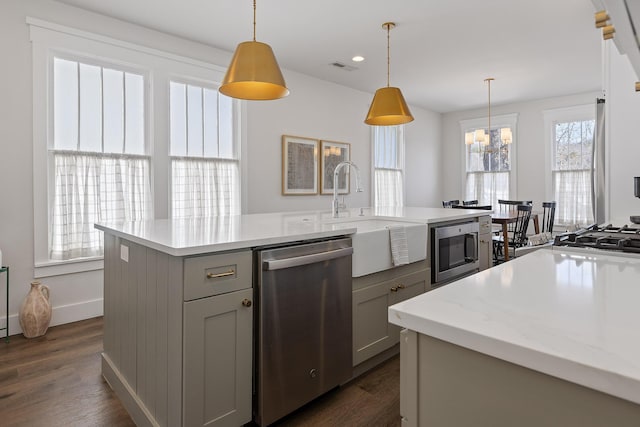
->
[388,274,428,337]
[352,270,428,366]
[478,215,493,271]
[479,233,492,271]
[183,288,253,427]
[353,280,396,366]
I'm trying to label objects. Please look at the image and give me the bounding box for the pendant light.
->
[500,127,513,144]
[365,22,414,126]
[220,0,289,100]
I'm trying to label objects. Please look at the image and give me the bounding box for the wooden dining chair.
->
[541,201,557,234]
[493,204,533,263]
[462,200,478,206]
[496,199,533,233]
[442,200,460,208]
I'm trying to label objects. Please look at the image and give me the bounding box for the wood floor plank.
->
[0,317,401,427]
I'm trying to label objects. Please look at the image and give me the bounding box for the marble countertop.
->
[95,207,489,256]
[388,248,640,405]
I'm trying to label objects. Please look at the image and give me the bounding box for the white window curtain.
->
[465,171,509,208]
[374,169,403,208]
[553,170,594,226]
[51,152,151,260]
[172,158,240,218]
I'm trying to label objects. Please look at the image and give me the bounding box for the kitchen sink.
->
[328,219,427,277]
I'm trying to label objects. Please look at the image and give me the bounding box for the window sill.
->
[34,257,104,278]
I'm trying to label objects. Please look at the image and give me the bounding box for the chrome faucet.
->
[332,161,363,218]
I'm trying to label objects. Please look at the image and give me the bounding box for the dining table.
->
[491,212,540,261]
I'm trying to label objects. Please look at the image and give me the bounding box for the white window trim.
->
[459,113,518,200]
[29,18,243,277]
[542,104,595,201]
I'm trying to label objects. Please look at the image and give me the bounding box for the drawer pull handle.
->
[207,269,235,279]
[390,284,405,292]
[242,299,252,307]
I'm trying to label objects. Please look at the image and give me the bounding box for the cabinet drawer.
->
[184,251,252,301]
[479,215,492,234]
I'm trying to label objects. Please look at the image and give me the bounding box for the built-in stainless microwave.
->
[431,221,480,285]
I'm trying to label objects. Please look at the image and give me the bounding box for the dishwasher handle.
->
[263,247,353,271]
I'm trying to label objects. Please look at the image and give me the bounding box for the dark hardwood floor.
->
[0,317,401,426]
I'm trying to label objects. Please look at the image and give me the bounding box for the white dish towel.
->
[388,225,409,266]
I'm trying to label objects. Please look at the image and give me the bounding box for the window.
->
[461,114,517,208]
[31,20,244,275]
[169,82,240,217]
[372,126,404,208]
[551,117,595,226]
[50,57,151,260]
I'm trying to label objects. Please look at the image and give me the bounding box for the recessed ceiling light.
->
[352,56,365,62]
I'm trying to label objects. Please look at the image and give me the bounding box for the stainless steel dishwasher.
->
[254,237,353,426]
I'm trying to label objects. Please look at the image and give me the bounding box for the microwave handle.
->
[464,233,477,262]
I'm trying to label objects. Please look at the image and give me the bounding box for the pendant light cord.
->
[386,24,391,87]
[485,77,494,144]
[487,78,491,139]
[253,0,257,42]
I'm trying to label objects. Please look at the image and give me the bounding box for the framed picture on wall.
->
[281,135,319,195]
[320,140,351,195]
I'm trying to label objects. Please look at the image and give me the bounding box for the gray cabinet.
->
[183,288,253,427]
[352,263,429,366]
[478,215,492,271]
[182,251,253,427]
[101,234,253,427]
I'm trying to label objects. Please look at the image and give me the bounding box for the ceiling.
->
[52,0,603,113]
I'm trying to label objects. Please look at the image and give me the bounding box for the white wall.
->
[441,91,601,206]
[0,0,441,335]
[245,75,442,213]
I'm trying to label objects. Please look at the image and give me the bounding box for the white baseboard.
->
[4,298,103,338]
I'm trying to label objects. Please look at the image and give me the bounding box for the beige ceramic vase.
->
[19,281,52,338]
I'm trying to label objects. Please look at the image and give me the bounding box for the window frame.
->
[30,18,244,277]
[459,113,518,205]
[543,104,595,226]
[371,125,405,208]
[168,78,242,217]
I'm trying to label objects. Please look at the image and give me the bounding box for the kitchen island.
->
[95,207,490,427]
[389,248,640,426]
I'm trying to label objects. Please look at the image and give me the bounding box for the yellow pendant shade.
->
[474,129,487,144]
[365,87,414,126]
[365,22,413,126]
[219,41,289,100]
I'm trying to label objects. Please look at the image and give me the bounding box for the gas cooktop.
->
[553,223,640,254]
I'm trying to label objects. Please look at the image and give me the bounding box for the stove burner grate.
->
[553,223,640,254]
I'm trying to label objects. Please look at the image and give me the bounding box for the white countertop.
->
[95,207,488,256]
[389,248,640,405]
